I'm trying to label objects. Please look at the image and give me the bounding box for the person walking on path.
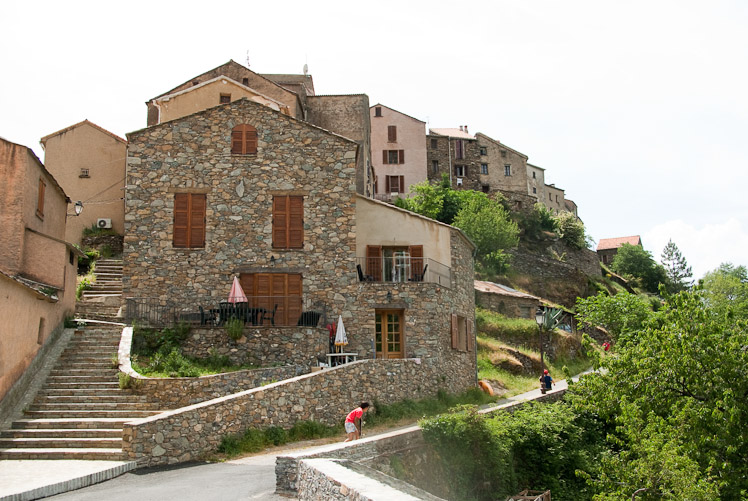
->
[344,402,370,442]
[540,369,553,393]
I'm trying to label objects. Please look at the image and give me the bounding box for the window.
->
[272,195,304,249]
[382,150,404,165]
[504,164,511,176]
[501,150,507,158]
[386,175,404,194]
[387,125,397,142]
[242,77,249,86]
[549,193,552,200]
[430,138,438,149]
[556,195,559,202]
[36,178,46,218]
[480,146,487,156]
[481,163,488,175]
[69,251,74,265]
[376,310,404,358]
[79,168,90,178]
[533,187,537,194]
[454,165,465,177]
[220,94,231,104]
[375,106,382,117]
[173,193,206,248]
[432,160,439,173]
[451,314,473,352]
[366,245,424,282]
[532,171,536,179]
[231,124,258,154]
[240,273,302,326]
[455,140,464,160]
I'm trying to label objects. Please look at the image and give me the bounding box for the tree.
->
[575,292,654,344]
[699,262,748,318]
[660,239,692,293]
[611,243,668,294]
[569,290,748,498]
[553,211,589,250]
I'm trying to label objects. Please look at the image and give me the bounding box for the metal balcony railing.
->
[355,256,451,287]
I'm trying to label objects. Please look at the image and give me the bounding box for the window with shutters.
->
[432,160,439,174]
[272,195,304,249]
[383,150,404,165]
[173,193,206,248]
[239,273,302,326]
[430,138,438,149]
[386,175,404,194]
[387,125,397,142]
[480,146,487,156]
[504,164,511,176]
[366,245,423,282]
[455,140,464,160]
[450,314,473,352]
[454,165,465,177]
[231,124,258,155]
[220,94,231,104]
[36,178,45,219]
[375,106,382,117]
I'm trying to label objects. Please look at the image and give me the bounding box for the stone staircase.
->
[77,258,123,322]
[0,325,163,460]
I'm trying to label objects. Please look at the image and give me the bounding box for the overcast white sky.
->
[2,1,746,279]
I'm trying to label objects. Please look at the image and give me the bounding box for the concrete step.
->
[48,370,119,378]
[24,409,162,419]
[12,418,131,430]
[45,376,119,383]
[1,428,122,439]
[33,395,151,405]
[42,382,121,389]
[0,437,122,449]
[29,401,159,411]
[0,448,125,461]
[37,390,135,398]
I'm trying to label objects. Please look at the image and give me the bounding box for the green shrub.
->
[225,318,244,340]
[64,316,78,328]
[76,277,93,300]
[476,308,538,340]
[521,203,557,240]
[82,223,116,237]
[265,426,288,446]
[287,420,336,441]
[553,211,588,250]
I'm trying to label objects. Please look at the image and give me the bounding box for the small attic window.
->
[220,94,231,104]
[242,78,249,86]
[375,107,382,117]
[79,168,90,178]
[192,80,199,86]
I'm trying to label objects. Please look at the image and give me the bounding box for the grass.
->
[76,261,96,300]
[131,349,257,378]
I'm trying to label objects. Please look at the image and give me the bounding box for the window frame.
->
[387,125,397,142]
[504,164,511,176]
[454,165,465,177]
[481,163,488,175]
[272,194,304,249]
[220,93,231,104]
[173,193,206,248]
[231,124,258,155]
[36,178,46,219]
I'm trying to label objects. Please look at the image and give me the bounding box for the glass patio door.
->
[375,310,404,359]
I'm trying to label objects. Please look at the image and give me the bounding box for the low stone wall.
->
[122,357,452,466]
[180,326,327,367]
[118,327,308,408]
[277,388,567,497]
[81,234,123,255]
[509,244,601,281]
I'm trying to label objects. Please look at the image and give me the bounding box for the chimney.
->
[464,125,469,133]
[459,126,463,132]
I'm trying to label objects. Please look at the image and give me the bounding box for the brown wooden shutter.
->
[255,273,272,311]
[366,245,382,281]
[382,150,388,164]
[37,178,46,217]
[272,196,288,248]
[246,128,257,153]
[288,196,304,248]
[399,176,405,194]
[240,273,254,306]
[286,274,303,326]
[408,245,423,279]
[173,193,189,247]
[451,314,459,349]
[388,125,397,142]
[189,194,206,247]
[398,150,404,164]
[231,130,243,154]
[232,124,258,154]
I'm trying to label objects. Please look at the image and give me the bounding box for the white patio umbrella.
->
[228,276,247,303]
[334,315,348,352]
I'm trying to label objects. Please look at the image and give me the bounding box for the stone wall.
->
[475,290,539,319]
[509,243,601,280]
[179,326,328,367]
[426,135,481,191]
[81,234,123,255]
[122,358,460,466]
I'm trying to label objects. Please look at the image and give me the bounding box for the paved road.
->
[47,453,289,501]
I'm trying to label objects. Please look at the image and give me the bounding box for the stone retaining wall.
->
[122,357,444,466]
[180,326,327,367]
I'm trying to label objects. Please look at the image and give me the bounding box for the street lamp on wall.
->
[535,307,546,374]
[67,201,84,217]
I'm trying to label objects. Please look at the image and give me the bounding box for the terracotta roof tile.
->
[429,128,475,140]
[597,235,642,251]
[474,280,540,300]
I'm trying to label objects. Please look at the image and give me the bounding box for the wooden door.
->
[375,310,404,359]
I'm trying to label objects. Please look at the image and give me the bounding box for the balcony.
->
[355,257,451,287]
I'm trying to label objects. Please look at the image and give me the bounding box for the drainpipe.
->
[448,137,453,185]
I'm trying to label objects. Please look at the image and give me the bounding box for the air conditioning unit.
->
[97,218,112,229]
[456,178,463,186]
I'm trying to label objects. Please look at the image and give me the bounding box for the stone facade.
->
[306,95,373,197]
[473,133,531,198]
[426,131,481,191]
[545,183,566,213]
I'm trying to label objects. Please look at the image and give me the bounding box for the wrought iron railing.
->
[354,257,451,287]
[125,296,328,328]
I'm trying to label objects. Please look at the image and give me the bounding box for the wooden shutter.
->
[272,196,288,248]
[240,273,254,306]
[388,125,397,142]
[37,178,46,217]
[286,274,303,326]
[189,194,206,247]
[366,245,382,281]
[451,314,459,349]
[382,150,388,164]
[399,176,405,194]
[398,150,405,164]
[173,193,189,247]
[273,195,303,249]
[409,245,423,279]
[231,124,257,154]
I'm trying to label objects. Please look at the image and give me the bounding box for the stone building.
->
[597,235,642,266]
[426,126,481,190]
[545,183,566,213]
[474,280,540,319]
[124,97,477,393]
[369,104,427,201]
[473,133,530,197]
[0,137,80,401]
[40,120,127,244]
[527,163,546,201]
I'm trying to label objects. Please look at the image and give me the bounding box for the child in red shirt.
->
[344,402,370,442]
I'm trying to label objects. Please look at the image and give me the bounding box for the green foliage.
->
[99,244,114,259]
[522,203,557,240]
[575,292,654,343]
[365,388,495,427]
[699,262,748,319]
[421,403,603,500]
[131,322,191,356]
[611,243,669,294]
[554,211,588,250]
[118,372,139,389]
[225,318,244,340]
[476,308,538,340]
[218,420,338,457]
[63,316,78,328]
[660,239,693,293]
[568,289,748,498]
[76,276,93,300]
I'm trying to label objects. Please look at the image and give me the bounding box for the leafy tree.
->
[699,262,748,318]
[660,239,692,293]
[395,174,465,224]
[452,193,519,274]
[553,211,589,250]
[575,292,654,344]
[569,290,748,499]
[521,203,556,240]
[611,243,668,294]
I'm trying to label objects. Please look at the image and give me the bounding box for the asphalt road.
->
[46,453,289,501]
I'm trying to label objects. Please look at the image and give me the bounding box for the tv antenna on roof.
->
[303,63,308,76]
[246,50,250,69]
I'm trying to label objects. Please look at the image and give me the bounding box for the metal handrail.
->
[355,256,451,287]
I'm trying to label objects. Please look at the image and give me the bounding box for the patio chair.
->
[409,263,428,282]
[297,311,322,327]
[199,306,217,326]
[357,264,374,282]
[234,302,249,324]
[218,301,234,326]
[262,304,278,326]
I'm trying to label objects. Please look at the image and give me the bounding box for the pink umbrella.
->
[228,276,247,303]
